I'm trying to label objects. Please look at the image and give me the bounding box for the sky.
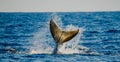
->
[0,0,120,12]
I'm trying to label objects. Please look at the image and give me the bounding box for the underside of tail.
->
[50,19,79,44]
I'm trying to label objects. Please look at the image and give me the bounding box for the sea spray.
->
[29,13,87,54]
[29,20,54,54]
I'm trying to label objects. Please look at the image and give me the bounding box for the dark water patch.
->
[0,48,18,54]
[0,35,33,39]
[0,42,21,46]
[98,50,119,55]
[88,31,100,33]
[78,54,100,56]
[0,49,8,53]
[117,50,120,54]
[101,39,110,41]
[81,37,98,41]
[105,30,120,33]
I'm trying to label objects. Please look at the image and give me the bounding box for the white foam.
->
[29,13,88,54]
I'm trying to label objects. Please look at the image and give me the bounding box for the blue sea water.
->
[0,12,120,62]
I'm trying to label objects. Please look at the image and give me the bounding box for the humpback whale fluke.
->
[50,19,79,54]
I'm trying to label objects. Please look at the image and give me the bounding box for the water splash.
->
[51,13,63,28]
[58,24,87,54]
[29,13,89,54]
[29,19,54,54]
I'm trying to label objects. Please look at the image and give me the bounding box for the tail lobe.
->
[50,19,79,44]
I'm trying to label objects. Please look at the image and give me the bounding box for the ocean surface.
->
[0,12,120,62]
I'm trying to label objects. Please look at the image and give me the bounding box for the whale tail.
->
[50,19,79,44]
[50,19,79,54]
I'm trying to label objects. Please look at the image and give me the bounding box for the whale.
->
[50,19,79,54]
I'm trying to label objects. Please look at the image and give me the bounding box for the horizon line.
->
[0,10,120,13]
